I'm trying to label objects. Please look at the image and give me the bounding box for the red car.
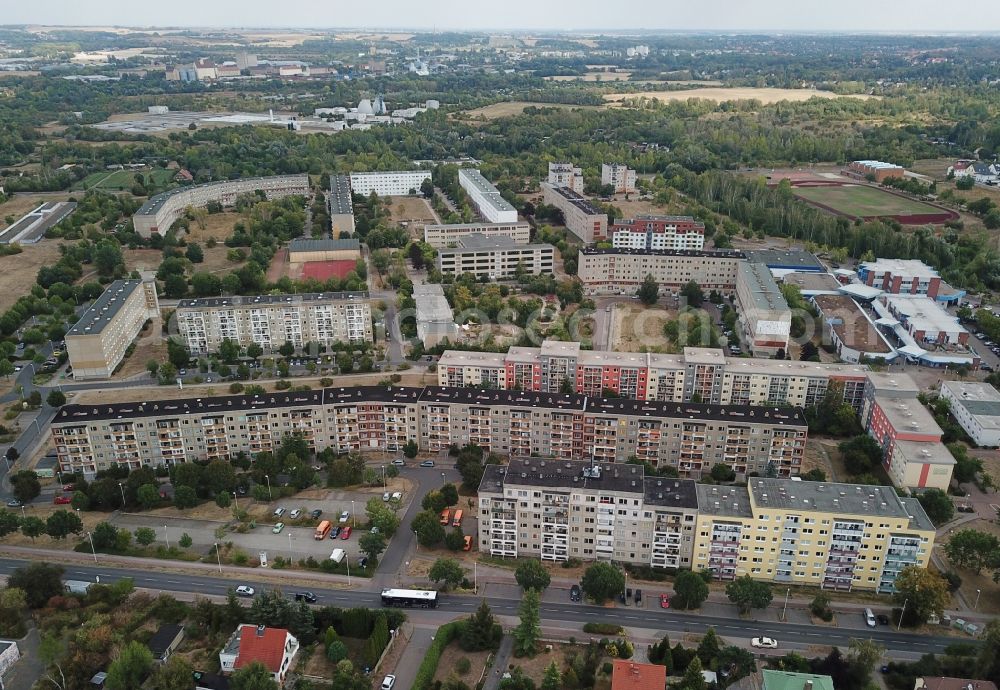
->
[54,495,72,505]
[340,526,352,539]
[62,484,75,492]
[659,594,670,609]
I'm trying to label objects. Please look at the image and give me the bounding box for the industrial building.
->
[812,294,895,363]
[458,169,518,224]
[435,235,553,279]
[348,170,430,197]
[175,292,372,355]
[601,163,637,193]
[132,175,310,238]
[577,247,745,295]
[939,381,1000,447]
[327,174,355,236]
[547,162,585,194]
[423,221,530,248]
[610,216,705,251]
[735,261,791,357]
[541,182,607,243]
[65,279,160,380]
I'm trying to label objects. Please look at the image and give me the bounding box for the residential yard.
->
[0,240,66,312]
[507,643,612,690]
[432,641,493,686]
[938,518,1000,615]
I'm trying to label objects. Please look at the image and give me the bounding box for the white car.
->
[383,492,391,502]
[381,675,396,690]
[289,509,302,520]
[391,459,405,466]
[273,507,286,517]
[339,510,350,523]
[391,492,402,502]
[235,586,255,597]
[751,637,778,649]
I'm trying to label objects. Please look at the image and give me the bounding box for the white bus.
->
[380,588,438,608]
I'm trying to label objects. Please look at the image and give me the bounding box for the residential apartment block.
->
[541,182,608,243]
[423,221,531,248]
[437,339,870,410]
[610,216,705,251]
[458,169,518,224]
[577,247,745,295]
[50,385,806,478]
[693,478,934,593]
[132,175,310,238]
[435,235,554,279]
[939,381,1000,447]
[547,162,585,194]
[66,279,160,380]
[478,457,699,566]
[175,292,372,355]
[735,261,791,357]
[348,170,430,197]
[601,163,637,193]
[327,174,355,236]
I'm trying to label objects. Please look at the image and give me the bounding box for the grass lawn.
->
[74,168,176,191]
[793,184,941,217]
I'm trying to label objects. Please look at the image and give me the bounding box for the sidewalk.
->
[482,635,513,690]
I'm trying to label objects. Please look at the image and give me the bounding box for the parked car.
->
[293,592,317,603]
[751,637,778,649]
[381,675,396,690]
[876,614,890,625]
[339,510,350,523]
[358,556,369,569]
[330,526,342,539]
[272,522,285,534]
[383,492,391,502]
[53,495,72,504]
[340,526,352,539]
[289,509,302,520]
[419,460,435,467]
[310,509,323,519]
[235,586,255,597]
[62,484,75,492]
[391,459,406,466]
[6,499,21,508]
[273,507,286,517]
[463,535,473,551]
[660,594,670,609]
[570,584,581,602]
[391,492,402,502]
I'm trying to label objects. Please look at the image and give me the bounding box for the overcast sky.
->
[6,0,1000,32]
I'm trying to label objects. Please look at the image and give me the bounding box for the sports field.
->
[793,184,942,218]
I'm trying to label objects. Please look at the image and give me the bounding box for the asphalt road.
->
[0,557,968,658]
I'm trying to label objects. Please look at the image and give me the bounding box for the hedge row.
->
[583,622,624,635]
[412,620,466,690]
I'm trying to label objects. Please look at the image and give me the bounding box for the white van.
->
[330,548,346,564]
[864,608,877,627]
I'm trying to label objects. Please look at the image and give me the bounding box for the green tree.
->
[637,274,659,305]
[944,529,1000,574]
[710,463,736,482]
[697,628,721,665]
[179,533,193,548]
[326,640,348,664]
[0,359,14,379]
[359,531,387,561]
[682,656,706,690]
[541,661,561,690]
[838,435,883,475]
[365,498,400,537]
[173,485,198,509]
[672,570,710,610]
[429,557,465,591]
[246,342,263,361]
[0,509,20,537]
[145,655,195,690]
[403,440,418,458]
[278,341,295,358]
[440,483,459,506]
[186,243,204,263]
[848,638,884,675]
[19,516,45,542]
[105,640,154,690]
[134,527,157,546]
[412,510,445,547]
[11,470,41,503]
[515,559,551,592]
[45,509,83,539]
[580,562,625,604]
[136,483,160,510]
[7,562,64,608]
[445,527,466,551]
[513,588,541,657]
[91,521,119,549]
[460,600,501,652]
[93,239,124,276]
[220,338,241,365]
[46,390,66,407]
[917,488,955,526]
[229,661,279,690]
[893,566,949,625]
[725,575,773,615]
[422,490,448,513]
[167,339,190,369]
[71,490,90,511]
[680,280,704,307]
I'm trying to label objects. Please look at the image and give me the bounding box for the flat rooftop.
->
[722,357,868,378]
[941,381,1000,428]
[415,291,455,323]
[66,280,143,337]
[177,291,367,309]
[543,182,604,215]
[780,272,842,293]
[738,261,789,312]
[874,394,943,436]
[697,484,753,518]
[883,295,966,335]
[288,237,360,253]
[425,221,529,232]
[480,457,648,495]
[441,234,548,251]
[860,258,939,279]
[865,371,921,395]
[643,477,700,509]
[580,247,745,259]
[458,169,516,213]
[437,351,506,368]
[813,294,892,354]
[750,477,933,526]
[136,175,307,216]
[893,440,957,467]
[744,249,824,271]
[328,174,354,215]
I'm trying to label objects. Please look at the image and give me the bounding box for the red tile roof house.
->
[219,625,299,686]
[611,660,667,690]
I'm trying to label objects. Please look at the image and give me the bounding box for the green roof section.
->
[763,670,835,690]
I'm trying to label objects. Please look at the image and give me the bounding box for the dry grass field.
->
[459,101,603,120]
[0,241,66,312]
[0,192,74,227]
[183,211,242,244]
[388,196,439,237]
[613,304,674,351]
[605,87,876,106]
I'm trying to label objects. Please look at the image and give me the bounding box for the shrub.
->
[562,557,583,569]
[583,622,623,635]
[412,621,465,690]
[456,658,471,675]
[942,571,962,593]
[602,662,613,675]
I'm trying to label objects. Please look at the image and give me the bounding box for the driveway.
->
[3,624,42,690]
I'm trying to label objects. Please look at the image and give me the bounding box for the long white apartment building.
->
[735,261,792,357]
[175,292,372,355]
[601,163,637,193]
[328,174,356,236]
[436,235,553,279]
[423,221,531,248]
[610,216,706,251]
[541,182,608,243]
[578,247,745,295]
[547,162,585,194]
[66,279,160,379]
[939,381,1000,447]
[349,170,431,197]
[458,169,519,223]
[132,175,309,238]
[437,339,870,410]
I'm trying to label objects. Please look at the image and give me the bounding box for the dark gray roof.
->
[419,386,588,411]
[147,624,184,657]
[643,477,700,509]
[545,182,604,215]
[580,246,745,259]
[66,280,143,337]
[328,174,354,215]
[480,457,647,494]
[176,291,367,309]
[288,237,360,253]
[745,249,824,271]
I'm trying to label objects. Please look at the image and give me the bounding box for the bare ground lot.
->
[605,87,876,106]
[613,304,674,351]
[387,196,438,238]
[0,241,66,312]
[183,211,242,244]
[433,642,492,686]
[508,643,611,689]
[112,319,167,380]
[458,101,604,121]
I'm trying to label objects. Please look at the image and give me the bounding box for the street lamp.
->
[287,531,292,560]
[440,471,445,486]
[163,524,170,549]
[85,530,97,563]
[381,465,386,489]
[232,491,238,513]
[782,587,790,621]
[975,589,982,610]
[117,482,126,508]
[897,598,908,632]
[264,474,272,501]
[214,542,223,573]
[352,500,356,527]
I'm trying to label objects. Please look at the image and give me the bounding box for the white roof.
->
[840,284,884,300]
[883,295,966,336]
[860,258,939,279]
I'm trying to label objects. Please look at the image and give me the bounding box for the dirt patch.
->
[605,88,876,106]
[613,304,674,351]
[0,241,66,312]
[388,196,439,238]
[183,212,242,244]
[123,248,164,274]
[433,642,493,686]
[111,319,166,380]
[802,438,839,479]
[508,643,606,684]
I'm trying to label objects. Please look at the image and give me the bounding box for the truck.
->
[314,520,332,540]
[329,548,346,564]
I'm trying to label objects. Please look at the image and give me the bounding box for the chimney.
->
[256,624,266,637]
